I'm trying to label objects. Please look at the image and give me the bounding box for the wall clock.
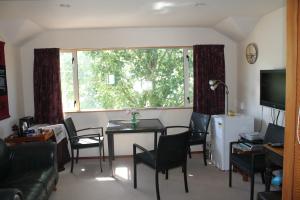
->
[246,43,258,64]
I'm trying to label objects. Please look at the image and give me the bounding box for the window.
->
[60,47,193,111]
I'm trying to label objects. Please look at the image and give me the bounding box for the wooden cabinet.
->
[283,0,300,199]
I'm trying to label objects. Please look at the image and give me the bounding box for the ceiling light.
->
[59,3,71,8]
[153,1,174,10]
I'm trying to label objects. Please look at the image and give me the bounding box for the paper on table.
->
[108,123,121,128]
[120,120,139,124]
[43,124,67,144]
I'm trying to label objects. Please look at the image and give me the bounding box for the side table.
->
[5,131,54,145]
[232,143,253,181]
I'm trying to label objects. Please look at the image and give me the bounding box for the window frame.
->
[60,47,193,112]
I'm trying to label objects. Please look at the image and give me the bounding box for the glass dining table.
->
[106,118,165,169]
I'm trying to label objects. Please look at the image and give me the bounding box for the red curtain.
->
[34,48,63,124]
[193,45,225,114]
[0,41,10,120]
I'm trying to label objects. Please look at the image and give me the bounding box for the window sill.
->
[64,107,193,113]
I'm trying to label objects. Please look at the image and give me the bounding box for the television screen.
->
[260,69,286,110]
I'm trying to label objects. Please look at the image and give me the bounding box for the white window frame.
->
[60,47,193,112]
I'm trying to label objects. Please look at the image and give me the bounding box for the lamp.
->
[209,80,229,115]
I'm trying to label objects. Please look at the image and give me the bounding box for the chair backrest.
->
[189,112,211,135]
[156,131,189,170]
[263,123,285,144]
[63,118,78,144]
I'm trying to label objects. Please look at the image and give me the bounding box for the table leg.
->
[154,131,157,150]
[107,134,114,169]
[265,167,272,192]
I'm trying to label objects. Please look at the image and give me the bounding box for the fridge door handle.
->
[297,107,300,145]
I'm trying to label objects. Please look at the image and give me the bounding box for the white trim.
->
[60,47,193,111]
[183,48,189,107]
[72,51,80,111]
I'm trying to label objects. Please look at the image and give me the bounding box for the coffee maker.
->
[19,116,35,135]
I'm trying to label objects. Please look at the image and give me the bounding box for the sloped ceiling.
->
[213,17,260,42]
[0,0,285,45]
[0,19,43,45]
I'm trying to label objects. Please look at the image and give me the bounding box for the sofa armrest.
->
[0,189,23,200]
[9,141,57,174]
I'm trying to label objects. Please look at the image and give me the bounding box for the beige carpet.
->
[49,154,265,200]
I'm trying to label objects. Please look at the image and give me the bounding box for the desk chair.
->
[63,117,105,173]
[133,130,189,200]
[229,123,284,200]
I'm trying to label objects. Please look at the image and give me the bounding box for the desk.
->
[264,144,283,191]
[106,119,164,168]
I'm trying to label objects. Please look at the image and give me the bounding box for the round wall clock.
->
[246,43,258,64]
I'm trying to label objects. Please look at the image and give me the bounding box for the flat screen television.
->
[260,69,286,110]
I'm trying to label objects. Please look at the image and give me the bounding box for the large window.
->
[60,47,193,111]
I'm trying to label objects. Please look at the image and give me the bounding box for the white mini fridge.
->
[210,115,254,171]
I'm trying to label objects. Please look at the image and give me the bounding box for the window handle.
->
[186,55,190,62]
[187,97,190,104]
[297,107,300,145]
[74,100,77,108]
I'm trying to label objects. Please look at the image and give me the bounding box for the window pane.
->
[188,49,194,105]
[60,52,75,111]
[77,48,184,110]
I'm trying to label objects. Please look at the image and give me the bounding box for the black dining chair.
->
[133,130,189,200]
[229,123,284,200]
[164,112,211,166]
[63,117,105,173]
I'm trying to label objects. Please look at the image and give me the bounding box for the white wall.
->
[20,27,238,156]
[237,7,286,134]
[0,37,24,138]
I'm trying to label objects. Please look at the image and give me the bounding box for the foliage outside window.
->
[60,47,193,111]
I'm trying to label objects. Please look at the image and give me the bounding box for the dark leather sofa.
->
[0,139,58,200]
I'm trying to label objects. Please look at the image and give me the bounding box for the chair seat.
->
[188,134,205,145]
[257,191,281,200]
[231,153,265,173]
[72,136,104,149]
[135,150,156,169]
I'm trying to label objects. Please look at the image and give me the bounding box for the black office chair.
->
[164,112,211,166]
[63,117,105,173]
[229,123,284,200]
[257,191,282,200]
[133,130,189,200]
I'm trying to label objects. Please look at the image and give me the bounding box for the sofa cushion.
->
[1,167,57,195]
[0,140,58,200]
[0,139,10,180]
[6,183,47,200]
[0,188,23,200]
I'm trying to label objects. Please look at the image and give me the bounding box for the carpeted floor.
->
[49,154,265,200]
